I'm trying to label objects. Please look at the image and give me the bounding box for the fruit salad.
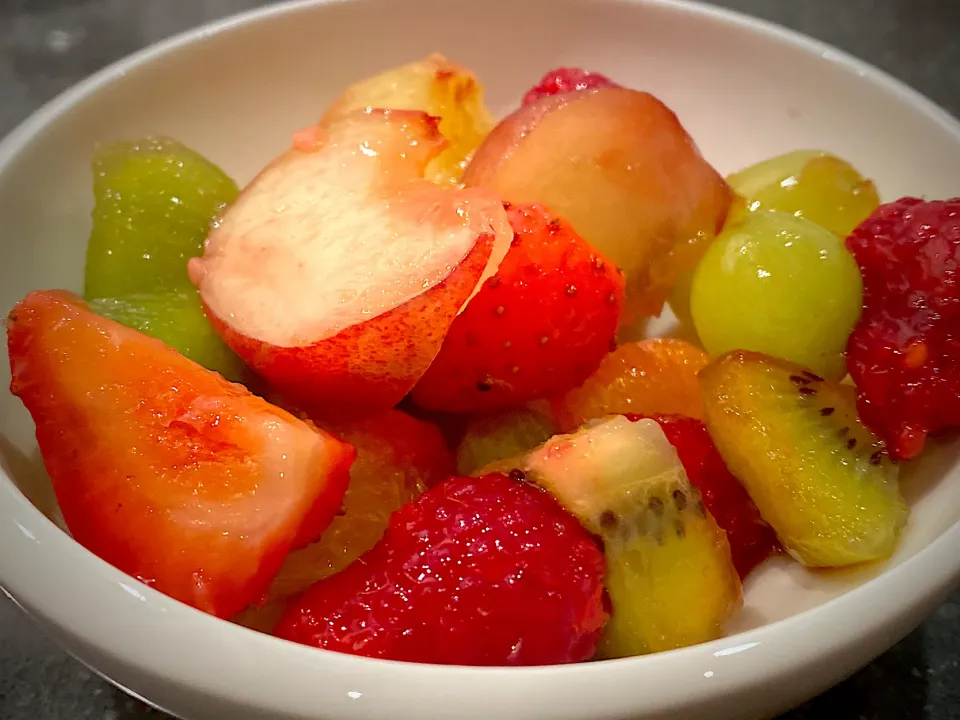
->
[6,56,960,667]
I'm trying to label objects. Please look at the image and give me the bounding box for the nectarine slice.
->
[463,88,733,320]
[191,110,511,416]
[6,291,354,619]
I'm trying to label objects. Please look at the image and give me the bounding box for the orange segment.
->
[551,339,709,431]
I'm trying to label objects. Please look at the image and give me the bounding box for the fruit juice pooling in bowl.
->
[5,47,960,674]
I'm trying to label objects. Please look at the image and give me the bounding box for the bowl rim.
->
[1,0,959,718]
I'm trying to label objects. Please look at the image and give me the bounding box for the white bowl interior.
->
[0,0,959,717]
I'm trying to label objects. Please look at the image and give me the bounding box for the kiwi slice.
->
[700,351,908,567]
[456,408,557,475]
[84,136,238,298]
[88,292,244,381]
[521,415,742,657]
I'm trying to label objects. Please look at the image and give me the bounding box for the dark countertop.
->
[0,1,958,718]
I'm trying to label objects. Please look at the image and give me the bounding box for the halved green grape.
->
[88,293,244,381]
[727,150,879,239]
[690,211,862,380]
[84,137,238,298]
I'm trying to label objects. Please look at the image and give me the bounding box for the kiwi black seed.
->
[599,510,619,531]
[672,488,687,511]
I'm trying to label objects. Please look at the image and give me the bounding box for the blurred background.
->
[0,1,957,719]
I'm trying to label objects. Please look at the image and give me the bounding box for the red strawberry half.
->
[274,473,608,665]
[628,414,779,578]
[845,197,960,459]
[411,203,625,412]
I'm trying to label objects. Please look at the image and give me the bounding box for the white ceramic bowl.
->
[1,1,959,719]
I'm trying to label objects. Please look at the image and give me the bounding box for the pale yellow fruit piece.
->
[321,53,494,186]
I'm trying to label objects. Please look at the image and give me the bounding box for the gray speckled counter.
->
[0,1,958,718]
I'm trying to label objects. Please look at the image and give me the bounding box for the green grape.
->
[727,150,880,239]
[88,292,245,382]
[456,409,558,476]
[726,150,822,198]
[690,211,862,380]
[84,136,238,298]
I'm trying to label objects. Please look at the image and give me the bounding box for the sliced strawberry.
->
[7,291,354,618]
[411,203,625,412]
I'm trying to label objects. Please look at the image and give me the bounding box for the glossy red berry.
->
[845,197,960,459]
[274,473,608,666]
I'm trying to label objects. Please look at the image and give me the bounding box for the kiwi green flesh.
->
[702,354,908,568]
[84,136,238,299]
[522,416,694,536]
[599,503,738,657]
[88,292,245,382]
[519,416,742,657]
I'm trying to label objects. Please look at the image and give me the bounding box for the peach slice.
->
[191,110,512,417]
[321,53,494,186]
[463,88,733,320]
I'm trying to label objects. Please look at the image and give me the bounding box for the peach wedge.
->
[463,88,733,321]
[191,110,511,417]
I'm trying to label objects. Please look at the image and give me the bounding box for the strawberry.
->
[7,290,354,619]
[522,67,622,106]
[628,414,779,578]
[411,203,625,412]
[274,473,608,665]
